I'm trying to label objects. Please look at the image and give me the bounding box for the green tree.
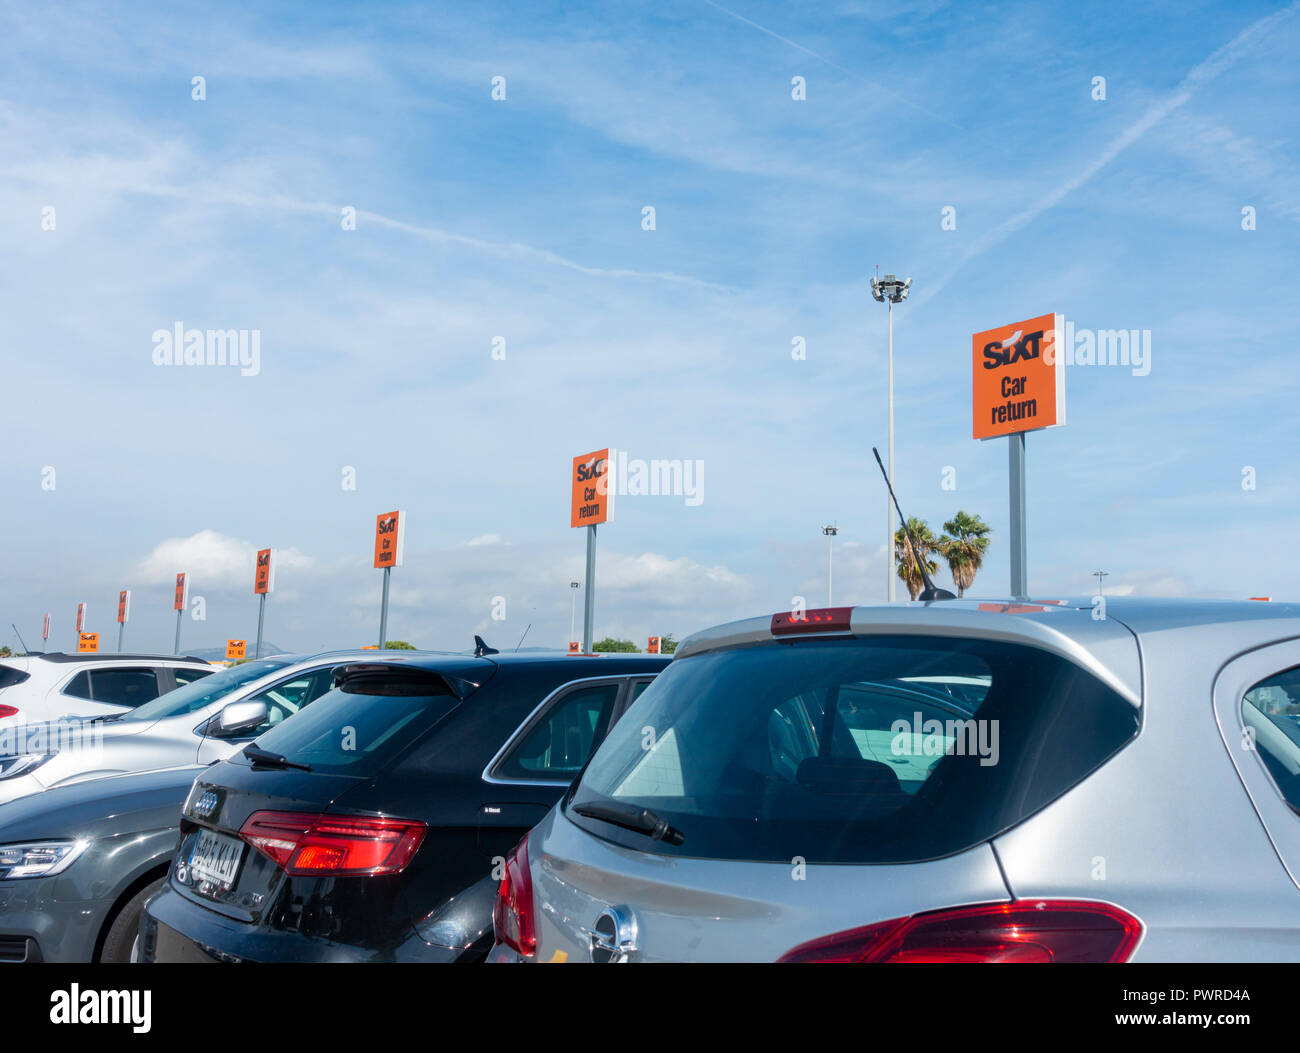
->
[894,517,941,601]
[660,633,678,655]
[384,640,417,650]
[0,646,10,658]
[938,511,992,598]
[593,637,640,653]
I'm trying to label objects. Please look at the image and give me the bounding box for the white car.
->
[0,652,214,729]
[0,651,386,808]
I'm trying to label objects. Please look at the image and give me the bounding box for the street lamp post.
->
[569,581,580,646]
[871,272,911,603]
[822,525,838,607]
[1094,570,1109,597]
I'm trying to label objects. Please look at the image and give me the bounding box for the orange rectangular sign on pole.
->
[647,636,660,654]
[117,590,131,624]
[972,312,1065,440]
[373,511,406,569]
[570,449,613,528]
[254,549,274,595]
[226,639,247,660]
[75,603,86,633]
[568,641,580,655]
[174,573,188,611]
[77,632,99,653]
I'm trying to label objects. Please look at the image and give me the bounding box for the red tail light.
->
[0,705,18,720]
[239,811,425,876]
[771,607,854,635]
[778,900,1142,963]
[493,833,537,957]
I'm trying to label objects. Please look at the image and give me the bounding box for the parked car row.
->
[4,595,1300,963]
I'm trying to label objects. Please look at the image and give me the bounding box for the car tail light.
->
[771,607,854,635]
[493,833,537,957]
[777,900,1142,963]
[239,811,426,876]
[0,706,18,720]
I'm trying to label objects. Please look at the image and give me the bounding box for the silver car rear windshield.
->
[568,635,1138,864]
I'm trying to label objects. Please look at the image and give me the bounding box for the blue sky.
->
[2,0,1298,653]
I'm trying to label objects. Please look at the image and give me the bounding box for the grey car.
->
[490,597,1300,963]
[0,765,203,962]
[0,651,392,808]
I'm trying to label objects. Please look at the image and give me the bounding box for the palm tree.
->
[938,511,992,598]
[894,517,941,601]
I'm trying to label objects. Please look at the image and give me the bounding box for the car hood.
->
[0,765,206,841]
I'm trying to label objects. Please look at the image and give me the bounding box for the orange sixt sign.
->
[570,449,613,528]
[972,313,1065,440]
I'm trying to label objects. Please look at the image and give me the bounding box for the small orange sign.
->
[42,613,50,641]
[77,632,99,653]
[254,548,274,595]
[226,639,247,660]
[972,312,1065,440]
[117,590,131,624]
[568,641,580,655]
[174,573,188,612]
[647,636,660,654]
[75,603,86,633]
[373,510,405,569]
[570,448,613,528]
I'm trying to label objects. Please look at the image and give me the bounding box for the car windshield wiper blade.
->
[242,745,312,772]
[572,800,684,846]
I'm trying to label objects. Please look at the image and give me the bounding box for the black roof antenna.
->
[872,447,956,602]
[473,635,500,657]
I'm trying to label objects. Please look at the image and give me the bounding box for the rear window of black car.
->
[241,673,462,776]
[569,635,1139,864]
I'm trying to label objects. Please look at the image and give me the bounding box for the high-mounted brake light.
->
[771,607,854,635]
[493,833,537,957]
[777,900,1142,963]
[0,705,18,720]
[239,810,425,876]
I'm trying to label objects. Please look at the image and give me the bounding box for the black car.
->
[139,651,667,962]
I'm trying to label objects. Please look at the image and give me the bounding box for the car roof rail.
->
[35,652,213,664]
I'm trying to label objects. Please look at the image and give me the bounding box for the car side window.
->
[63,670,93,700]
[87,668,162,708]
[1243,667,1300,809]
[494,683,621,781]
[173,667,214,687]
[240,668,336,736]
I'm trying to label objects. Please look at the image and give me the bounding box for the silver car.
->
[0,651,385,808]
[490,598,1300,962]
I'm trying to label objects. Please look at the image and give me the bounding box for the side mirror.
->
[210,700,268,739]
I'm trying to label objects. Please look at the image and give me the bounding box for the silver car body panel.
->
[514,598,1300,962]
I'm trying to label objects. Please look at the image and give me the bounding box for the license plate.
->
[189,829,245,891]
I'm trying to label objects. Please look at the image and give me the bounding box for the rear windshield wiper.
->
[572,800,685,846]
[242,745,312,772]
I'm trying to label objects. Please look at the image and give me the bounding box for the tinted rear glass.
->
[0,665,31,690]
[241,675,461,775]
[570,636,1138,864]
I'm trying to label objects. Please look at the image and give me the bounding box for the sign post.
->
[571,449,613,655]
[116,590,131,652]
[42,613,50,648]
[972,313,1065,601]
[173,573,188,654]
[74,603,86,651]
[254,548,274,659]
[373,511,406,649]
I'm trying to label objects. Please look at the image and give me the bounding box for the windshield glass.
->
[570,635,1138,864]
[118,658,296,723]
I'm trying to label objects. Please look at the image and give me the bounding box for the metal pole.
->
[569,588,577,645]
[1009,432,1028,600]
[255,593,266,659]
[827,532,834,607]
[174,609,182,655]
[583,525,596,654]
[117,623,124,653]
[378,565,391,649]
[887,298,896,603]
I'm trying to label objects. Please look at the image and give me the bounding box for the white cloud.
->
[135,530,313,587]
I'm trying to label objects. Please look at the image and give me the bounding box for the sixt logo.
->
[575,457,607,484]
[982,329,1045,370]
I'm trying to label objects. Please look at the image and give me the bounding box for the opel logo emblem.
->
[589,906,637,963]
[193,790,219,820]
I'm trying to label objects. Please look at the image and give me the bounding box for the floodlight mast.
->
[870,273,911,602]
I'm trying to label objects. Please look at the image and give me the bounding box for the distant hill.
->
[187,643,288,661]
